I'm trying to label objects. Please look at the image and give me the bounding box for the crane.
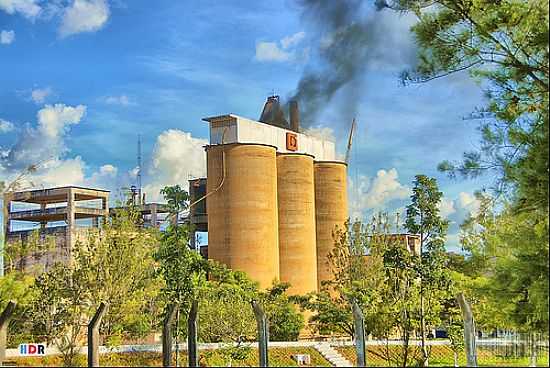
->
[345,117,357,164]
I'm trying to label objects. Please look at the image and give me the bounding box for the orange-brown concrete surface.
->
[206,144,280,289]
[314,161,348,289]
[277,153,318,295]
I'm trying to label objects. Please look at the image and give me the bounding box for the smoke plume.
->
[288,0,417,127]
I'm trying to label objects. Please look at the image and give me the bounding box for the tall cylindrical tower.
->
[314,161,348,289]
[206,143,280,288]
[277,153,317,295]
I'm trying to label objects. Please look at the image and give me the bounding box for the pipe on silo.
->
[314,161,348,290]
[206,144,280,289]
[277,153,317,295]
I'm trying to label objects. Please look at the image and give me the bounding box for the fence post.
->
[456,293,477,367]
[251,301,269,367]
[88,302,108,368]
[0,301,16,367]
[187,300,198,367]
[352,300,367,367]
[162,303,178,367]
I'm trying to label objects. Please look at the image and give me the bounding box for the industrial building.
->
[2,186,109,272]
[192,96,349,293]
[2,186,170,273]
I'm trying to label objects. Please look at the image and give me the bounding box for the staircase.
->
[314,343,353,367]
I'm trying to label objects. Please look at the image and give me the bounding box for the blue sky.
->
[0,0,492,250]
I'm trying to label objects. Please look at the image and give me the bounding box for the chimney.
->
[259,95,288,129]
[289,100,300,132]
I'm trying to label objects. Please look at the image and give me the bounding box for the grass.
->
[9,347,330,367]
[336,345,550,367]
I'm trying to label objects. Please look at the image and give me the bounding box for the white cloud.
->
[349,168,411,219]
[34,156,86,187]
[31,87,52,104]
[255,42,291,62]
[37,103,86,138]
[255,31,306,63]
[0,29,15,44]
[0,118,14,133]
[0,0,41,18]
[99,164,117,176]
[0,103,86,173]
[59,0,109,37]
[143,129,207,201]
[104,94,132,106]
[438,197,456,218]
[281,31,306,49]
[457,192,481,217]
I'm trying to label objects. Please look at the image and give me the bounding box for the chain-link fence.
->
[335,335,550,367]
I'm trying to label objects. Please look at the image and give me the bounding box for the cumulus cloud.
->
[457,192,481,216]
[255,31,306,62]
[438,192,482,251]
[0,102,124,196]
[438,197,456,218]
[143,129,207,201]
[59,0,109,37]
[37,103,86,138]
[349,168,411,219]
[31,87,53,104]
[1,104,86,172]
[0,0,41,18]
[0,118,15,133]
[255,42,291,62]
[0,29,15,44]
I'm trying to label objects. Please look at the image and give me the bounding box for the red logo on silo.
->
[286,132,297,151]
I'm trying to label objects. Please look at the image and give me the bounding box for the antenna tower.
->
[137,134,142,205]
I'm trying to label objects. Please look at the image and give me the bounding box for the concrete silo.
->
[206,143,280,289]
[314,161,348,289]
[277,153,318,295]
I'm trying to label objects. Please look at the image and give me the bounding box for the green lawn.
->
[9,347,330,367]
[336,345,550,367]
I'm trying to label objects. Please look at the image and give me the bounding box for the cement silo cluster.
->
[198,96,348,293]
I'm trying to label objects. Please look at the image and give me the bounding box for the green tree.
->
[383,0,549,336]
[28,207,163,366]
[197,264,258,343]
[77,208,164,344]
[459,195,549,334]
[154,185,206,319]
[31,263,90,366]
[261,282,304,341]
[405,175,451,366]
[382,0,548,207]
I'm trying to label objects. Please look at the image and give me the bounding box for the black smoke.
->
[287,0,417,127]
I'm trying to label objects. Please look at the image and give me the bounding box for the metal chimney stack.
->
[289,100,300,132]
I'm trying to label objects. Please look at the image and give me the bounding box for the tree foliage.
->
[383,0,548,209]
[459,195,549,333]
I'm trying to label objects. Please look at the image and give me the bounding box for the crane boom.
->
[345,118,356,164]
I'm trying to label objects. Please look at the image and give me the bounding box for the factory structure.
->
[3,97,420,293]
[189,96,349,294]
